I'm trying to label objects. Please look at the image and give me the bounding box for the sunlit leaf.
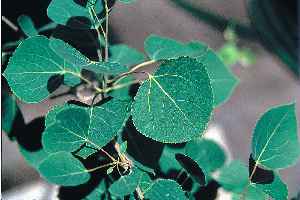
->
[144,34,238,107]
[132,57,213,143]
[252,103,300,169]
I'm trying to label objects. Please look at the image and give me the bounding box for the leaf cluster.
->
[2,0,300,200]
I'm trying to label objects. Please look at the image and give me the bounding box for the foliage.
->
[2,0,299,200]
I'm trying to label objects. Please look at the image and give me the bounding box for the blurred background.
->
[2,0,300,199]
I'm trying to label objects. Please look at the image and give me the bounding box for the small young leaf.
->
[43,99,130,153]
[217,43,240,66]
[38,152,90,186]
[132,57,213,143]
[251,103,300,169]
[47,0,103,29]
[106,166,114,174]
[109,44,145,67]
[109,167,143,197]
[17,15,38,37]
[144,179,187,200]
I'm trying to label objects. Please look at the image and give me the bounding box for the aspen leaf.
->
[144,179,187,200]
[251,103,300,169]
[38,152,90,186]
[132,57,213,143]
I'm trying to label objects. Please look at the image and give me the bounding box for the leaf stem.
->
[2,16,19,32]
[136,186,144,200]
[88,8,103,61]
[240,162,258,200]
[86,161,118,173]
[109,60,157,84]
[104,0,109,62]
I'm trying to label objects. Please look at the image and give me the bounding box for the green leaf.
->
[218,160,287,200]
[49,38,128,75]
[38,152,90,186]
[217,160,249,193]
[106,166,114,174]
[144,34,239,107]
[144,179,187,200]
[3,36,64,102]
[178,139,226,185]
[47,0,103,29]
[217,43,240,66]
[109,167,143,197]
[252,173,288,200]
[45,104,76,127]
[132,57,213,143]
[2,93,19,137]
[251,103,300,169]
[2,36,90,103]
[74,145,98,159]
[83,61,129,75]
[185,139,226,174]
[138,172,153,192]
[19,145,49,168]
[43,99,130,153]
[49,38,90,67]
[109,75,134,100]
[144,34,186,60]
[232,185,267,200]
[109,44,145,67]
[17,15,38,37]
[192,41,239,107]
[159,145,184,174]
